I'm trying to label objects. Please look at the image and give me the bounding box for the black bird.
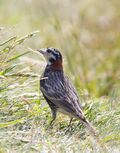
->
[38,47,96,134]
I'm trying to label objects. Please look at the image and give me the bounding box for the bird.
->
[38,47,96,135]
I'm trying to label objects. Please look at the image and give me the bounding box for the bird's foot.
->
[64,118,74,134]
[45,119,55,130]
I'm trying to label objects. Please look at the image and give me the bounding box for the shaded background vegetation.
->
[0,0,120,152]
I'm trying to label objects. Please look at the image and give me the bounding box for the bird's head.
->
[38,47,63,70]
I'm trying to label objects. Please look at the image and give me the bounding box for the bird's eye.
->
[47,49,51,53]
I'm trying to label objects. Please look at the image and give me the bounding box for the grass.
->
[0,0,120,152]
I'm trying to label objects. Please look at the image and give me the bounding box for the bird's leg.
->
[68,117,73,127]
[49,109,57,126]
[64,117,73,134]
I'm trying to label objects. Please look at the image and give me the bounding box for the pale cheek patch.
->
[50,54,56,60]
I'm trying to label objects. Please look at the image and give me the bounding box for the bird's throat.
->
[48,60,63,71]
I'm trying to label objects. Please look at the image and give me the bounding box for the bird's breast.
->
[40,69,64,92]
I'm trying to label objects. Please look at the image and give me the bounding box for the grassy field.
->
[0,0,120,152]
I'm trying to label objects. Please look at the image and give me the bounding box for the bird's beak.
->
[37,48,47,55]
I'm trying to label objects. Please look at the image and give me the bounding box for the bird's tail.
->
[81,118,108,152]
[81,118,97,136]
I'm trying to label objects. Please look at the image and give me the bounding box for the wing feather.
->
[40,70,84,118]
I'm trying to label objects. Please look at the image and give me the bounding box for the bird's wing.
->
[40,71,84,118]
